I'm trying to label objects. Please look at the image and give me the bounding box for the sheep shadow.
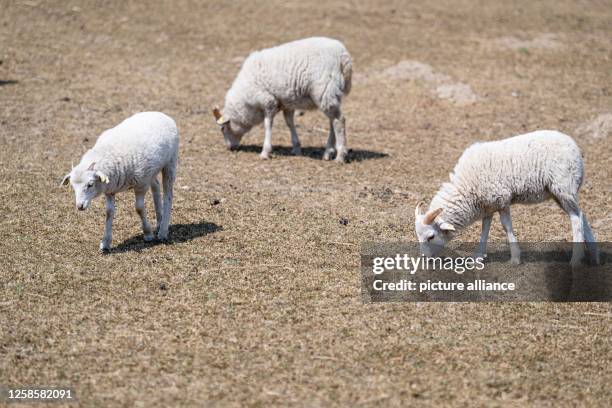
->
[109,221,221,253]
[484,247,608,265]
[483,248,611,301]
[0,79,18,86]
[236,144,388,162]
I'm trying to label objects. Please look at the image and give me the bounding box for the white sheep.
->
[61,112,179,251]
[212,37,352,162]
[414,130,599,266]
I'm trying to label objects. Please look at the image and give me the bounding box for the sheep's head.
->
[414,201,456,256]
[61,162,110,211]
[212,106,245,150]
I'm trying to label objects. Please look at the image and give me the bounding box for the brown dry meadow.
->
[1,0,611,406]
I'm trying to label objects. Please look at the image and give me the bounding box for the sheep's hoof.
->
[322,149,335,161]
[99,242,111,253]
[335,156,347,164]
[474,253,486,261]
[143,233,154,242]
[510,257,521,265]
[157,232,169,241]
[291,146,302,155]
[260,152,271,160]
[570,257,583,268]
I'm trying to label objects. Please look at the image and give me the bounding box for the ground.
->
[1,1,611,406]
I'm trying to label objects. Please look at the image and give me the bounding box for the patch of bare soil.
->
[494,33,563,50]
[379,60,480,105]
[381,60,451,83]
[434,83,480,106]
[577,113,612,139]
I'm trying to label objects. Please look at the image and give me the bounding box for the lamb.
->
[61,112,179,251]
[212,37,352,163]
[414,130,599,267]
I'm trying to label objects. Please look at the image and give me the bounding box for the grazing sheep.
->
[61,112,179,251]
[414,130,599,266]
[212,36,352,162]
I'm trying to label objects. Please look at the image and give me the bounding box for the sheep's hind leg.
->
[151,177,162,235]
[568,210,586,267]
[135,188,154,242]
[499,208,521,264]
[100,194,115,252]
[283,109,301,155]
[553,190,587,267]
[582,212,600,265]
[332,112,347,163]
[260,114,274,160]
[158,164,176,241]
[323,117,336,161]
[323,107,347,163]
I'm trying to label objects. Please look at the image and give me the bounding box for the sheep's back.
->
[88,112,178,184]
[95,112,178,162]
[453,130,582,205]
[238,37,350,107]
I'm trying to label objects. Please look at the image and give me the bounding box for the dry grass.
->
[1,0,611,406]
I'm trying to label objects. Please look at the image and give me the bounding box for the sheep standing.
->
[414,130,599,266]
[213,37,352,162]
[61,112,179,251]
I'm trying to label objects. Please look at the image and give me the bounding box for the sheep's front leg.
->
[283,109,301,155]
[260,114,274,160]
[135,189,154,241]
[151,177,162,234]
[499,208,520,264]
[476,215,492,260]
[100,194,115,252]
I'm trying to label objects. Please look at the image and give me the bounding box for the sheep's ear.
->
[95,171,110,184]
[60,174,71,186]
[87,161,96,171]
[415,201,426,219]
[212,106,229,126]
[439,221,456,232]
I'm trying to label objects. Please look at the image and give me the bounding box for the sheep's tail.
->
[340,52,352,96]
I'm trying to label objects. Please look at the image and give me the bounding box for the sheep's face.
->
[213,107,244,150]
[61,163,110,211]
[414,202,456,256]
[221,121,245,150]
